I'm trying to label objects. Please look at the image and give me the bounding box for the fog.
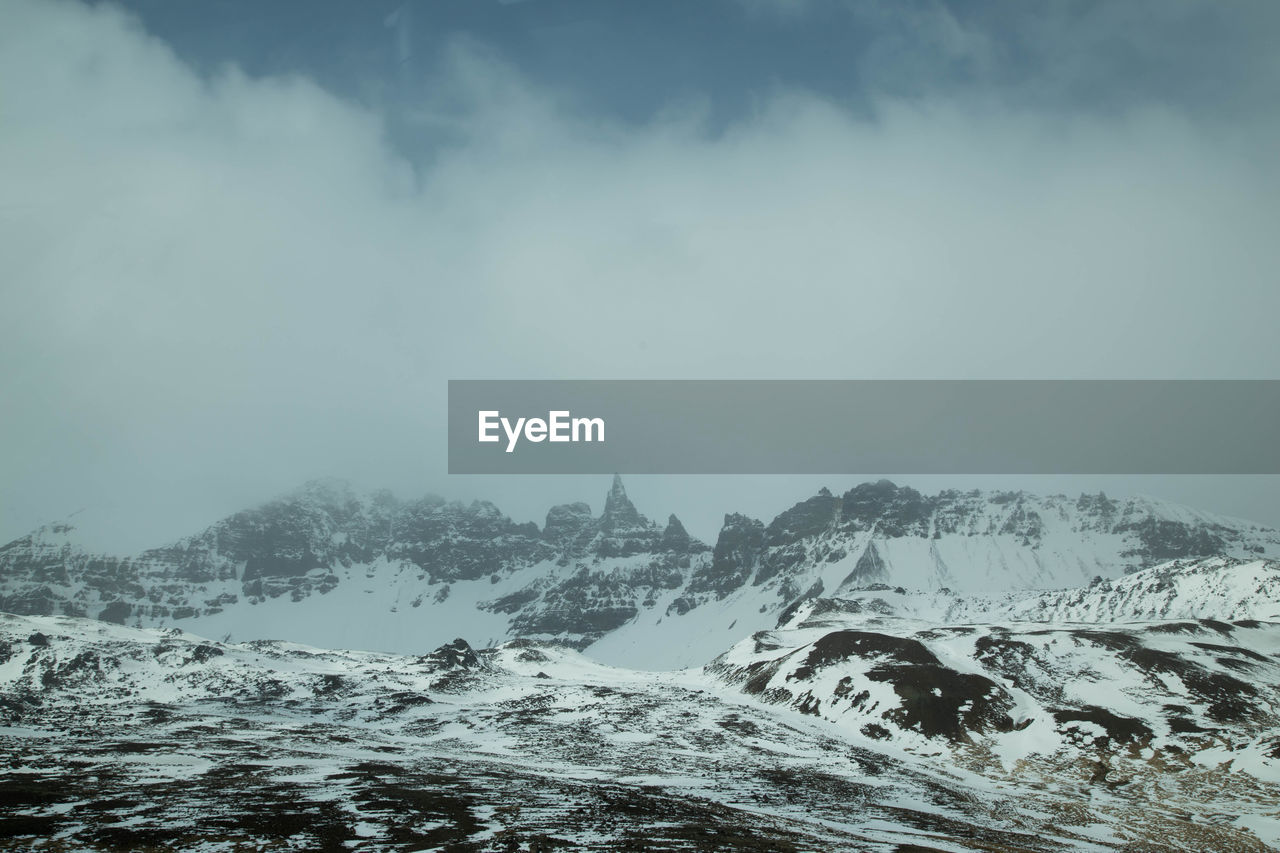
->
[2,0,1277,551]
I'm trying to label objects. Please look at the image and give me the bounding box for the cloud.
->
[1,0,1278,547]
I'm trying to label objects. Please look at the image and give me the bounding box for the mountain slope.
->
[770,556,1280,635]
[708,597,1280,848]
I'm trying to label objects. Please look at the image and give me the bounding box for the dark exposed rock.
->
[686,514,765,599]
[775,579,824,628]
[842,542,888,586]
[840,480,932,537]
[98,601,131,624]
[600,474,644,533]
[869,664,1016,741]
[715,627,1025,743]
[423,639,482,670]
[1116,517,1227,565]
[543,502,593,545]
[792,631,940,681]
[661,515,693,551]
[1052,706,1153,746]
[764,489,839,547]
[0,587,58,617]
[389,498,551,584]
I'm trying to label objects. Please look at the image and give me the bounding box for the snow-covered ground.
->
[2,606,1277,851]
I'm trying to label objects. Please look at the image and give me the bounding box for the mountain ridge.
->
[2,478,1279,666]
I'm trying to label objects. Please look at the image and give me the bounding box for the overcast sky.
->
[2,0,1278,551]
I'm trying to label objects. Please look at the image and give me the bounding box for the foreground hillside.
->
[2,594,1278,851]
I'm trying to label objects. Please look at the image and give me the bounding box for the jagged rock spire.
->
[600,474,646,532]
[661,514,691,550]
[607,473,626,502]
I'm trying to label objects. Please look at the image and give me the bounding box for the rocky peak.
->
[839,480,929,534]
[661,514,696,552]
[1077,491,1117,515]
[600,474,646,533]
[684,514,765,598]
[544,502,594,543]
[765,488,841,547]
[422,638,483,670]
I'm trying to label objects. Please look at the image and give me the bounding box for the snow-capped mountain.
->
[2,478,1278,667]
[0,476,708,655]
[766,556,1280,632]
[960,555,1280,624]
[4,481,1280,850]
